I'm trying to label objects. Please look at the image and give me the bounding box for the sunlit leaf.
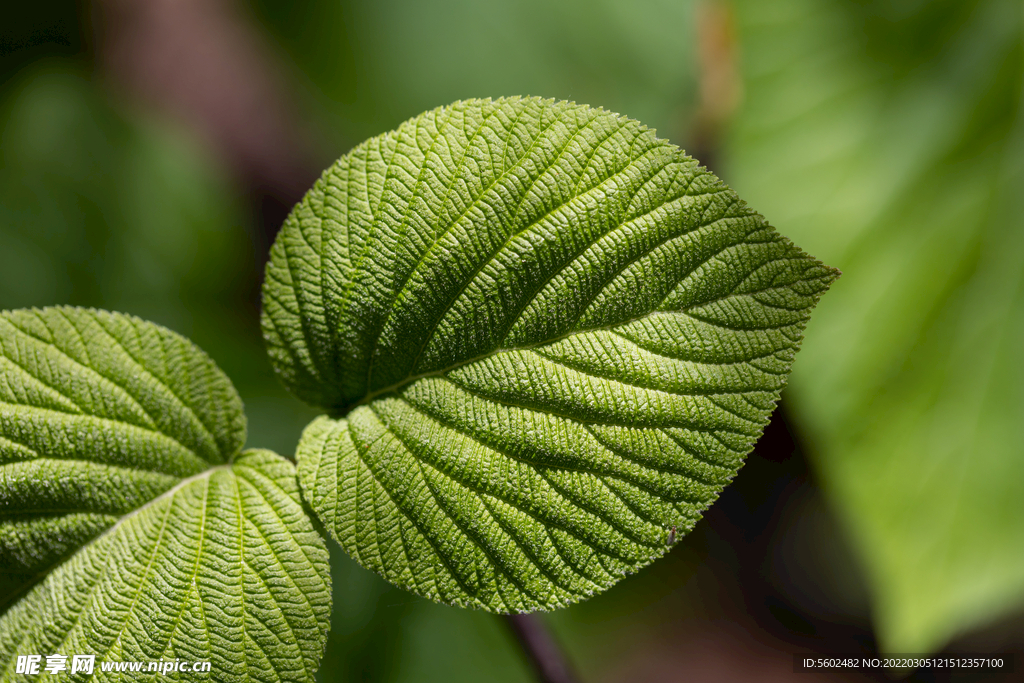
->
[0,308,331,681]
[264,97,837,611]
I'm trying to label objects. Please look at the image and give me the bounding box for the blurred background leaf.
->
[2,0,1023,681]
[727,0,1024,654]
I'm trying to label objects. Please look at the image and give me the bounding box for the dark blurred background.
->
[2,2,1021,681]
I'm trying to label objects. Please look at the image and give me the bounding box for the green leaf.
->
[264,97,837,611]
[727,0,1024,653]
[0,308,331,680]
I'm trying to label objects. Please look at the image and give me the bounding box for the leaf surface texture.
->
[0,308,330,681]
[263,97,837,611]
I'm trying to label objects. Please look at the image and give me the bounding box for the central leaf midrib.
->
[346,311,662,414]
[345,227,760,416]
[7,465,231,634]
[36,465,222,663]
[346,186,757,416]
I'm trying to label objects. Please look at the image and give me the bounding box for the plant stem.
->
[503,613,581,683]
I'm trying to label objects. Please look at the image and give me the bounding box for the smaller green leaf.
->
[0,308,331,681]
[0,307,245,585]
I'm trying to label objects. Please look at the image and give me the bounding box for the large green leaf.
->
[0,308,331,681]
[728,0,1024,653]
[263,97,838,611]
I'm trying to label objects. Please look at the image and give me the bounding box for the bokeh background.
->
[2,1,1022,681]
